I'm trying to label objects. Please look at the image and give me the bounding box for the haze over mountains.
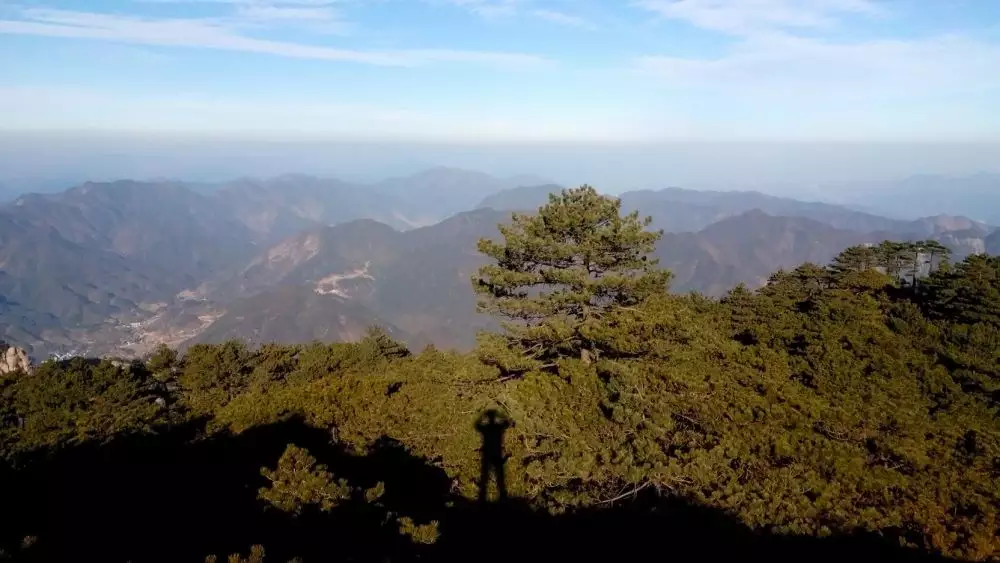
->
[833,174,1000,224]
[0,167,995,359]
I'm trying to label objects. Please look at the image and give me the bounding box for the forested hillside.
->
[1,188,998,562]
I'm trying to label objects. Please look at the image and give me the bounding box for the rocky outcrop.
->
[0,342,32,375]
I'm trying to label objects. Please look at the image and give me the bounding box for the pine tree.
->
[258,444,351,515]
[876,240,911,282]
[472,186,671,373]
[830,245,878,276]
[359,325,411,361]
[922,253,1000,326]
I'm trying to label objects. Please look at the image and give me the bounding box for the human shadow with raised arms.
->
[475,408,510,504]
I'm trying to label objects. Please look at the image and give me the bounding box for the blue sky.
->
[1,0,998,141]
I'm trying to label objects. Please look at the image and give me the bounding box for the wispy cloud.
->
[436,0,594,29]
[236,6,338,21]
[629,0,1000,131]
[634,0,884,36]
[144,0,593,32]
[530,9,596,30]
[0,8,550,67]
[636,33,1000,106]
[231,3,351,35]
[135,0,373,36]
[438,0,521,19]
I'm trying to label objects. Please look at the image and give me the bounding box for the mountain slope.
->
[204,219,402,300]
[376,167,550,224]
[0,181,257,353]
[210,168,551,238]
[656,211,870,294]
[988,230,1000,255]
[214,175,397,239]
[476,184,563,211]
[4,181,256,290]
[186,209,507,351]
[189,284,409,348]
[182,209,882,350]
[620,188,919,234]
[476,184,919,234]
[0,175,520,356]
[4,172,993,358]
[476,184,993,243]
[365,209,504,349]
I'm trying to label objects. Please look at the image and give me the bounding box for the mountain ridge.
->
[0,170,994,358]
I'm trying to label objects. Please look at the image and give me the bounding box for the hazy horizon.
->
[3,1,999,142]
[4,0,999,205]
[1,133,998,203]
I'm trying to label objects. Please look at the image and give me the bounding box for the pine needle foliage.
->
[473,186,671,373]
[258,444,352,515]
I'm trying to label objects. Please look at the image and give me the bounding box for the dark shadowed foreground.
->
[0,417,948,563]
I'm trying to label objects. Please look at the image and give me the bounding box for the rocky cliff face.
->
[0,342,31,375]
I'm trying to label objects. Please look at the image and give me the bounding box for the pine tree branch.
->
[597,481,652,505]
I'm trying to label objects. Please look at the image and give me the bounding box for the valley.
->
[0,169,996,360]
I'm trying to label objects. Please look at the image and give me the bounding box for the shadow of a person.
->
[474,409,511,503]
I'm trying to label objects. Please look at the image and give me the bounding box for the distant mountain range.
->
[213,167,548,237]
[836,173,1000,224]
[188,209,505,352]
[476,183,994,237]
[0,169,995,359]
